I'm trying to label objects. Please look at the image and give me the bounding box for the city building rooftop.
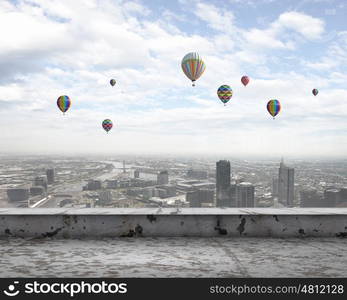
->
[0,208,346,277]
[0,237,346,277]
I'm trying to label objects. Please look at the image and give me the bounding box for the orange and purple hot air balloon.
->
[102,119,113,133]
[241,75,250,86]
[312,88,318,96]
[267,99,281,119]
[57,95,71,115]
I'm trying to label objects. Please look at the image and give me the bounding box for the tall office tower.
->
[228,184,237,207]
[134,170,140,179]
[235,182,255,207]
[278,159,294,207]
[216,160,231,207]
[157,170,169,185]
[272,177,278,197]
[46,168,55,184]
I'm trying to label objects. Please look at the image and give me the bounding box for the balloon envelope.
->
[110,79,116,86]
[102,119,113,133]
[267,99,281,118]
[57,95,71,113]
[312,88,318,96]
[241,76,250,86]
[217,85,233,104]
[181,52,206,86]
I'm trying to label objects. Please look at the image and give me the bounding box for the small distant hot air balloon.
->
[241,76,250,86]
[181,52,206,86]
[110,79,116,86]
[217,85,233,106]
[57,95,71,114]
[102,119,113,133]
[267,99,281,119]
[312,88,318,96]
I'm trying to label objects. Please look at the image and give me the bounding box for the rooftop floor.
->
[1,237,346,277]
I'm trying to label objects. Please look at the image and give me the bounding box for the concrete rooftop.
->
[0,237,346,277]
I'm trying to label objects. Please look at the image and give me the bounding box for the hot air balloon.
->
[241,76,250,86]
[267,99,281,119]
[102,119,113,133]
[312,88,318,96]
[217,85,233,106]
[57,95,71,114]
[110,79,116,86]
[181,52,206,86]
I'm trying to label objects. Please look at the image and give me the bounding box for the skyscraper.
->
[34,176,48,192]
[157,170,169,185]
[216,160,231,207]
[235,182,255,207]
[272,177,278,197]
[278,159,294,207]
[46,168,55,184]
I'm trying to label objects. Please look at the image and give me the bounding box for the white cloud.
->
[243,28,293,49]
[194,2,235,33]
[238,11,325,54]
[276,11,325,40]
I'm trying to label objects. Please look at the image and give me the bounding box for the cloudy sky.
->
[0,0,346,158]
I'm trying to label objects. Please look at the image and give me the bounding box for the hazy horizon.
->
[0,151,346,162]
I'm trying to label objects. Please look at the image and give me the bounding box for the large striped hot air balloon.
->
[267,99,281,119]
[102,119,113,133]
[217,85,233,106]
[312,88,318,96]
[181,52,206,86]
[57,95,71,114]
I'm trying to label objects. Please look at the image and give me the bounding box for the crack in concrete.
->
[212,238,250,277]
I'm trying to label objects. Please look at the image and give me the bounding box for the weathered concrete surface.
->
[0,237,346,277]
[0,208,346,237]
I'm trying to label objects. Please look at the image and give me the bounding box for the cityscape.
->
[1,155,346,209]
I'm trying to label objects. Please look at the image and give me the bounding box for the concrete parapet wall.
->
[0,208,346,238]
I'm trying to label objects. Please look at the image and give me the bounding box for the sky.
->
[0,0,346,158]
